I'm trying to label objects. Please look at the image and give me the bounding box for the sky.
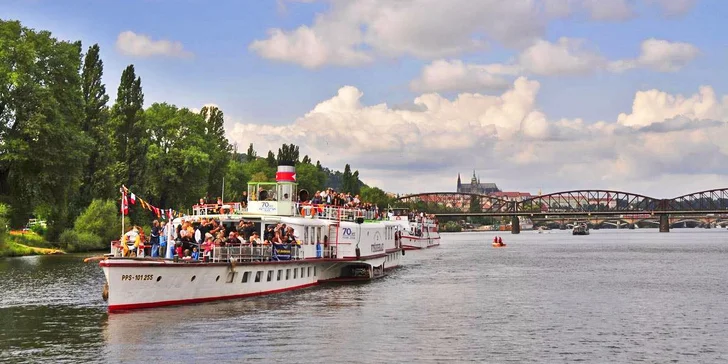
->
[3,0,728,198]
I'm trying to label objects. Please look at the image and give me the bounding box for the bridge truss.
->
[395,188,728,216]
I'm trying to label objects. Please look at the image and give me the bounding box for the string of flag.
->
[120,185,183,220]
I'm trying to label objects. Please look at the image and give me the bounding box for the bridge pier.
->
[659,214,670,233]
[511,215,520,234]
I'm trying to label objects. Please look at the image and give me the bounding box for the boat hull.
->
[100,249,404,312]
[401,235,440,250]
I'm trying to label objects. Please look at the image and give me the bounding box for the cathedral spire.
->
[457,173,461,189]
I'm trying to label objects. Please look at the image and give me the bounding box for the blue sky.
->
[3,0,728,196]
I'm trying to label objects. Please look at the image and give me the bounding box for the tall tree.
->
[200,105,231,197]
[342,164,353,193]
[246,143,257,161]
[277,143,299,165]
[266,150,276,168]
[111,65,145,189]
[301,155,311,164]
[79,44,114,205]
[0,20,88,237]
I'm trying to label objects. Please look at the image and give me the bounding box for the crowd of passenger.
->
[118,217,300,262]
[303,187,384,219]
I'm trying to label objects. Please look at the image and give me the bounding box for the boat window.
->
[277,269,282,281]
[226,272,236,283]
[267,270,273,282]
[242,271,251,283]
[286,269,290,280]
[294,268,298,279]
[301,267,305,278]
[314,266,317,276]
[316,227,323,243]
[255,271,262,282]
[307,267,311,277]
[304,226,309,244]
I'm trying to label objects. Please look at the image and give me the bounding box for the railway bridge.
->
[393,188,728,234]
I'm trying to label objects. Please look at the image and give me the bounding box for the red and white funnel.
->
[276,165,296,182]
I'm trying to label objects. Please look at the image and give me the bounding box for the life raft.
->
[492,242,507,248]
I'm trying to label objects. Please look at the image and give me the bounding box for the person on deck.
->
[150,220,160,257]
[121,227,139,257]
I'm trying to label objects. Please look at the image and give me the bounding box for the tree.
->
[246,143,257,161]
[342,164,353,193]
[79,44,114,206]
[295,162,326,196]
[225,159,249,202]
[277,143,299,165]
[111,65,146,192]
[301,155,311,165]
[200,105,230,196]
[351,170,361,195]
[360,186,393,208]
[0,20,89,238]
[144,103,211,210]
[266,150,276,168]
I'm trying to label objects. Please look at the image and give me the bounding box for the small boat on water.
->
[387,207,441,250]
[97,164,405,312]
[491,236,506,248]
[572,223,590,236]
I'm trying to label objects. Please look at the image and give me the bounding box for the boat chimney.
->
[276,164,296,183]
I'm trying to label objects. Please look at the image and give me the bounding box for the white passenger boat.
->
[98,165,404,312]
[386,208,440,250]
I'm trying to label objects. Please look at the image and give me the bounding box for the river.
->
[1,229,727,363]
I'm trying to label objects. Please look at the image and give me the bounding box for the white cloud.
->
[609,38,700,72]
[227,79,728,196]
[617,86,728,127]
[250,0,699,68]
[414,37,699,93]
[250,0,547,68]
[115,31,193,58]
[409,60,515,93]
[517,37,605,76]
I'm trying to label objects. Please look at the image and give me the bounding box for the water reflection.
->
[0,305,106,363]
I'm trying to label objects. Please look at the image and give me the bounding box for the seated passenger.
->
[191,247,200,260]
[182,249,192,260]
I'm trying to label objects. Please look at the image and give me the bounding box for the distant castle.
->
[457,171,501,194]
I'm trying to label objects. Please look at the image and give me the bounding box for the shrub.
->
[73,199,124,245]
[58,229,79,251]
[30,223,47,237]
[59,229,104,252]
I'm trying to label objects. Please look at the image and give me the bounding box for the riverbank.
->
[0,231,65,257]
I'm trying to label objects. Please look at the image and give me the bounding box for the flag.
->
[121,193,128,216]
[130,193,136,205]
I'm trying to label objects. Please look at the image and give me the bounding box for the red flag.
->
[130,193,136,205]
[121,193,128,216]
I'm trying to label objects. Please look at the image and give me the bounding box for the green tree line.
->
[0,19,381,245]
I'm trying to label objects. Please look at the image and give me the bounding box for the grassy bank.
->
[0,231,65,258]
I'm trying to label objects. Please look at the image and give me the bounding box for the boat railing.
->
[211,244,304,263]
[192,202,245,216]
[294,202,377,221]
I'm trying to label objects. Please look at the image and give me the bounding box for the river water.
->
[1,229,728,363]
